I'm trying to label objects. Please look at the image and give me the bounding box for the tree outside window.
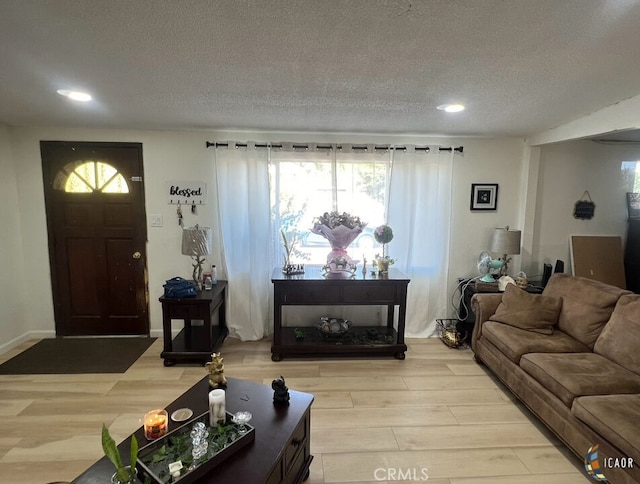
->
[270,157,387,266]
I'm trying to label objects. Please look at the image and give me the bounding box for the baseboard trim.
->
[0,329,175,357]
[150,329,181,338]
[0,330,56,356]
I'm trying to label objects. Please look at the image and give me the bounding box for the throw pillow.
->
[543,273,630,349]
[491,283,562,334]
[594,294,640,375]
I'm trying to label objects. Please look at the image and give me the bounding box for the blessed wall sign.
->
[166,181,207,205]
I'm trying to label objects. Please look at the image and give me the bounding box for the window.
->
[270,150,389,266]
[53,161,129,194]
[622,161,640,192]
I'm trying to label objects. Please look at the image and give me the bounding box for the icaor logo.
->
[584,445,607,482]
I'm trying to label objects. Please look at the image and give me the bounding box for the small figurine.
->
[272,375,290,406]
[205,352,228,388]
[362,256,367,276]
[190,422,209,461]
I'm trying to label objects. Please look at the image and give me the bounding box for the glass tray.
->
[136,411,255,484]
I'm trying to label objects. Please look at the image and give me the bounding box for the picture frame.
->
[470,183,498,211]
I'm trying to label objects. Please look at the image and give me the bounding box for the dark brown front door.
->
[41,141,149,336]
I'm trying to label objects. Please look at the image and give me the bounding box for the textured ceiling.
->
[2,0,640,138]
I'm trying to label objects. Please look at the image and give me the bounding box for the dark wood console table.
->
[73,376,314,484]
[271,267,410,360]
[159,281,228,366]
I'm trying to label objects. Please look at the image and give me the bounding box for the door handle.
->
[132,251,141,259]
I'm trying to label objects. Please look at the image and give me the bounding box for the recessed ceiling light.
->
[437,103,465,113]
[57,89,92,102]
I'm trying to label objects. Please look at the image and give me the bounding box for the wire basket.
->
[436,318,466,349]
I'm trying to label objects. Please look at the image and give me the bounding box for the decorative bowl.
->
[316,317,352,336]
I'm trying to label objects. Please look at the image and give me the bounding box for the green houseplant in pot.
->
[374,224,395,273]
[102,423,139,484]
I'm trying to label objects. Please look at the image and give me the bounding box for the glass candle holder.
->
[232,411,252,435]
[144,409,168,440]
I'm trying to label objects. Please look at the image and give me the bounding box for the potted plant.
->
[102,423,139,484]
[374,224,395,273]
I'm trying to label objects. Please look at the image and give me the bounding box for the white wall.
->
[532,139,637,274]
[448,138,527,290]
[0,125,27,351]
[9,127,222,345]
[11,128,624,351]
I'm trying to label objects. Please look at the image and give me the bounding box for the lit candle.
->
[144,409,168,440]
[209,389,226,426]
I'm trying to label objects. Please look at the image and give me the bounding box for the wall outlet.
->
[150,214,163,227]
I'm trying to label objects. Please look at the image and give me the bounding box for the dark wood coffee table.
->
[74,377,314,484]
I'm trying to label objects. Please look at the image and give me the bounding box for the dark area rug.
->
[0,337,156,374]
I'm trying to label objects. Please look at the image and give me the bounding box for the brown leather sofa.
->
[471,273,640,484]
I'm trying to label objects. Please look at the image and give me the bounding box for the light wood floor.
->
[0,337,590,484]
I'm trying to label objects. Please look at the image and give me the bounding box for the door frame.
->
[41,141,150,336]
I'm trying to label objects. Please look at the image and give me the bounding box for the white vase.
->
[376,256,394,274]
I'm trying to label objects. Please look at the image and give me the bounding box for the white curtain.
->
[213,143,272,340]
[212,141,454,340]
[387,148,453,337]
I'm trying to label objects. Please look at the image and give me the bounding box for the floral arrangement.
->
[311,211,366,273]
[313,211,366,230]
[280,229,305,275]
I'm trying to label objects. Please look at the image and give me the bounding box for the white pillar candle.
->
[209,389,226,426]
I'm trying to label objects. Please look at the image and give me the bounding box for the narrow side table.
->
[159,281,228,366]
[271,267,409,361]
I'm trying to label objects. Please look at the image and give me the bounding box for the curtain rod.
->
[205,141,463,153]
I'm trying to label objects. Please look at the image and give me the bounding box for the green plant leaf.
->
[130,433,138,474]
[102,423,124,471]
[116,466,132,483]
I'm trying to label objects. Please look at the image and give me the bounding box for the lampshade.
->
[181,225,212,257]
[490,227,521,256]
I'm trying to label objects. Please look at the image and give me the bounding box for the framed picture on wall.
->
[470,183,498,211]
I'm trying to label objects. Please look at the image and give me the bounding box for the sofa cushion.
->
[491,283,562,334]
[520,352,640,407]
[572,394,640,462]
[483,321,589,364]
[543,273,629,349]
[594,294,640,376]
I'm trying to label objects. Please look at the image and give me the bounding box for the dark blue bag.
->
[163,277,197,298]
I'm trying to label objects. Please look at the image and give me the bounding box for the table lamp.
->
[181,224,212,287]
[490,225,521,276]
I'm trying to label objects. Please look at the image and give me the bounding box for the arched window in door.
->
[53,160,129,193]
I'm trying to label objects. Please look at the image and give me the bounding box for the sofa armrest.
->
[470,293,503,351]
